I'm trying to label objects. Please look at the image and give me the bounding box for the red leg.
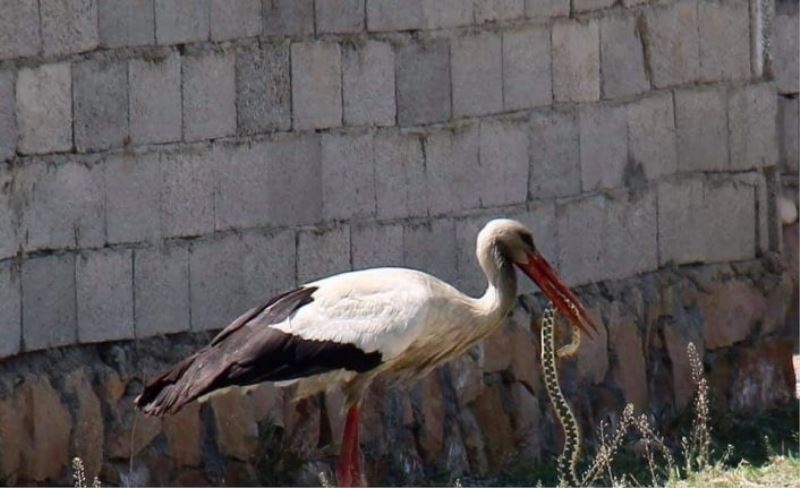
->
[336,404,367,487]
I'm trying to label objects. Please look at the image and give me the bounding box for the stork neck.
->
[475,242,517,323]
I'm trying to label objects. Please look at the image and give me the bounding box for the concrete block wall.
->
[0,0,789,360]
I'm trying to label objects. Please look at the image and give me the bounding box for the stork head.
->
[477,219,598,338]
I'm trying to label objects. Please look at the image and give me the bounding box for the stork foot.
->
[336,404,368,487]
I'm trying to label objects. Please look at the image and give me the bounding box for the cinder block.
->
[0,70,15,161]
[525,0,568,18]
[214,142,272,230]
[291,42,342,130]
[475,0,524,23]
[0,165,16,258]
[779,96,799,174]
[160,149,215,238]
[351,222,404,270]
[41,0,98,56]
[316,0,364,34]
[155,0,210,44]
[423,123,481,215]
[0,261,20,357]
[73,59,129,152]
[626,92,677,180]
[22,254,77,351]
[600,14,648,99]
[190,235,247,331]
[644,0,699,87]
[130,51,182,144]
[16,63,72,155]
[658,177,756,265]
[297,226,351,283]
[478,118,528,207]
[373,129,426,219]
[183,50,236,141]
[104,151,161,243]
[774,10,799,94]
[17,161,104,251]
[552,20,600,102]
[77,249,134,343]
[343,41,395,127]
[674,86,729,172]
[321,131,376,220]
[237,42,291,134]
[502,25,551,110]
[0,0,40,59]
[698,0,750,82]
[728,83,779,170]
[529,108,581,199]
[573,0,614,11]
[262,133,323,225]
[98,0,155,48]
[579,103,627,191]
[452,32,503,118]
[396,39,451,126]
[731,171,771,254]
[404,219,457,285]
[367,0,424,31]
[211,0,261,40]
[240,229,296,305]
[134,245,190,337]
[557,189,657,285]
[263,0,314,37]
[422,0,473,28]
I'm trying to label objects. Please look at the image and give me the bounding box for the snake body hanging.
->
[540,301,582,487]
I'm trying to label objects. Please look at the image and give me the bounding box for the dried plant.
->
[682,342,711,474]
[72,457,100,488]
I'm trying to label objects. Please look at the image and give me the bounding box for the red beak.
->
[516,250,599,339]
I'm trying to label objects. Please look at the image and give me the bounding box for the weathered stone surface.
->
[502,25,552,110]
[189,235,247,331]
[552,20,600,102]
[374,129,426,219]
[104,151,161,243]
[698,0,750,81]
[261,134,322,226]
[644,0,700,87]
[0,261,20,358]
[107,407,161,459]
[76,250,134,343]
[422,123,481,215]
[262,0,314,37]
[699,281,767,349]
[471,384,514,470]
[351,221,404,270]
[236,42,291,134]
[397,40,451,126]
[525,0,568,18]
[367,0,424,31]
[422,0,473,28]
[41,0,98,56]
[213,142,272,230]
[626,92,677,180]
[731,340,794,411]
[134,245,190,337]
[240,229,296,305]
[163,402,202,467]
[774,9,800,94]
[155,0,209,44]
[321,131,376,220]
[129,52,182,144]
[74,59,129,152]
[674,86,729,172]
[64,369,104,479]
[449,352,483,405]
[98,0,155,47]
[663,320,703,410]
[0,163,16,258]
[248,383,284,425]
[0,69,16,161]
[404,219,457,285]
[579,102,627,191]
[297,226,350,283]
[574,0,614,12]
[316,0,364,34]
[475,0,524,23]
[779,96,799,174]
[211,391,259,460]
[0,0,40,59]
[478,118,528,207]
[417,373,445,462]
[210,0,261,40]
[600,13,648,99]
[160,148,215,238]
[343,41,395,127]
[291,42,342,130]
[728,83,779,169]
[575,305,608,384]
[182,50,236,141]
[22,255,76,351]
[483,321,512,373]
[16,63,72,154]
[529,108,581,199]
[608,305,647,411]
[509,383,542,461]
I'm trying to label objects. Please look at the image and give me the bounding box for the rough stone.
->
[529,108,581,199]
[41,0,98,56]
[422,0,473,28]
[608,306,648,411]
[507,309,541,393]
[483,322,512,373]
[0,261,20,358]
[0,155,15,259]
[698,0,750,81]
[210,0,261,40]
[64,369,104,479]
[21,255,76,351]
[417,373,445,462]
[525,0,568,18]
[510,383,542,461]
[575,305,609,384]
[189,235,248,331]
[74,59,129,152]
[76,250,134,343]
[374,129,426,219]
[404,219,457,284]
[182,50,236,141]
[478,117,528,206]
[674,87,729,171]
[213,142,273,229]
[626,92,677,180]
[98,0,155,47]
[449,352,483,405]
[106,404,161,459]
[261,134,322,225]
[160,148,215,238]
[0,70,15,161]
[129,51,182,144]
[699,281,767,349]
[240,229,297,305]
[396,39,451,126]
[779,96,799,174]
[163,402,202,467]
[475,0,524,24]
[297,226,350,283]
[155,0,209,44]
[321,131,376,221]
[502,25,552,110]
[471,384,514,470]
[367,0,424,31]
[262,0,314,37]
[236,42,291,134]
[316,0,364,34]
[644,0,700,87]
[774,10,799,94]
[16,63,72,154]
[211,391,259,460]
[728,83,779,169]
[574,0,614,11]
[731,340,794,411]
[343,41,395,127]
[452,32,502,118]
[351,221,404,270]
[579,103,627,191]
[600,13,649,99]
[291,42,342,130]
[423,123,481,215]
[248,383,284,425]
[104,151,161,243]
[552,20,600,102]
[0,0,40,59]
[134,245,191,337]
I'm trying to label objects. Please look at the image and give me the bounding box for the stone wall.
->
[0,0,796,485]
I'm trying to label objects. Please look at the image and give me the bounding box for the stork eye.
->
[520,232,534,248]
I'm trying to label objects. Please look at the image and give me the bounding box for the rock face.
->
[699,281,767,349]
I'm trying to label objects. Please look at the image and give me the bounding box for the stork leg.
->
[336,404,367,487]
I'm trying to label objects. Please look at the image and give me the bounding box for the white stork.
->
[136,218,597,486]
